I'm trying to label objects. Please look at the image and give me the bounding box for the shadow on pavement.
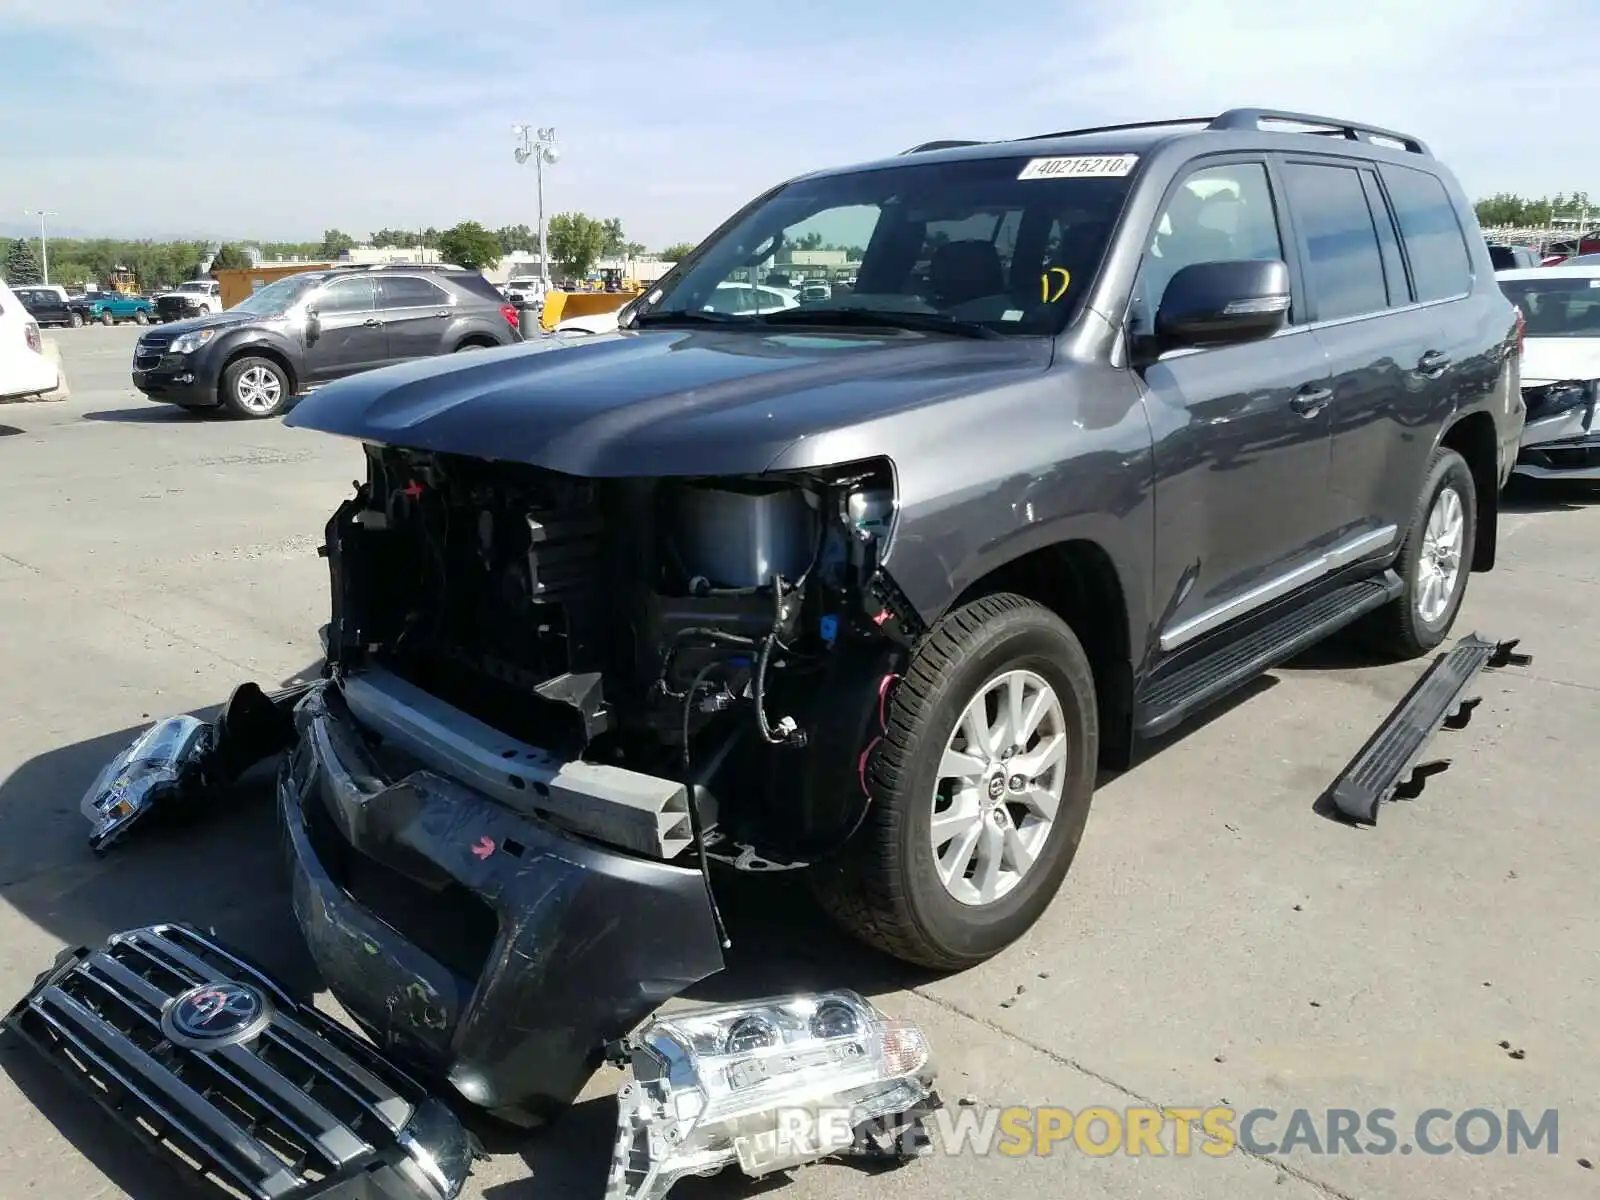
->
[81,405,215,424]
[1500,475,1600,513]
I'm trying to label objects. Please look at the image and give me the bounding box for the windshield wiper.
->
[631,310,745,327]
[757,307,1004,339]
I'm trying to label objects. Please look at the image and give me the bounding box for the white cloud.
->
[1,0,1595,246]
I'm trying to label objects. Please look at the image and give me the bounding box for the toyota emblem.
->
[161,982,271,1048]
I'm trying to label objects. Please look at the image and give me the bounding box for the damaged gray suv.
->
[65,110,1525,1137]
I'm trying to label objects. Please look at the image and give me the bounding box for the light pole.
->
[24,209,58,285]
[513,124,559,288]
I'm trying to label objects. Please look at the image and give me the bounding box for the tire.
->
[69,312,83,328]
[453,341,487,352]
[220,356,290,419]
[100,310,113,326]
[811,593,1098,969]
[133,309,149,325]
[1366,446,1476,658]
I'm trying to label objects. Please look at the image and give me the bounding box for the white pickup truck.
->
[151,279,224,322]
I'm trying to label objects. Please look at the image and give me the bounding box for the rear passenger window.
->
[378,276,449,308]
[1282,162,1388,322]
[1379,166,1472,302]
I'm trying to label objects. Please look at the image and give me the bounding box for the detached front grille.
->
[4,923,466,1199]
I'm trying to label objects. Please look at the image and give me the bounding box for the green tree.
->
[1474,191,1596,229]
[622,240,647,259]
[600,218,626,258]
[437,221,503,270]
[3,238,43,285]
[320,228,357,257]
[547,213,608,279]
[495,224,536,254]
[658,242,698,262]
[210,243,253,271]
[371,228,419,249]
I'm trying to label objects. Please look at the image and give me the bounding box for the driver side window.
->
[1129,162,1285,336]
[313,277,375,315]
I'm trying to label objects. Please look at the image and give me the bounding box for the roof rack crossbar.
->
[899,139,985,155]
[1018,117,1216,142]
[1207,108,1430,155]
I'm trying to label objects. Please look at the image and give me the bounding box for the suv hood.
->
[284,327,1052,476]
[149,308,265,337]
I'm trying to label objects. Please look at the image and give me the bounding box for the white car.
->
[0,277,61,400]
[1497,263,1600,480]
[552,282,800,336]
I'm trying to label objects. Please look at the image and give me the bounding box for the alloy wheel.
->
[235,366,283,415]
[930,668,1068,907]
[1416,485,1465,624]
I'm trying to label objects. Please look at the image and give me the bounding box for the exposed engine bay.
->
[320,445,926,868]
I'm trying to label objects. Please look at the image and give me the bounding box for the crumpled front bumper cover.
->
[2,922,474,1199]
[279,681,727,1126]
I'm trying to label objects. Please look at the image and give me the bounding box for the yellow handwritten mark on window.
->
[1040,267,1071,303]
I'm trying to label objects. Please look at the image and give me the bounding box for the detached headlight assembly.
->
[608,990,941,1200]
[170,327,217,354]
[79,715,212,853]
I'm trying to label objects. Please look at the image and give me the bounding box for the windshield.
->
[1501,278,1600,338]
[231,273,324,315]
[176,282,209,292]
[633,154,1134,336]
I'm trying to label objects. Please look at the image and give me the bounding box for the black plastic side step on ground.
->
[1327,634,1532,824]
[1136,572,1403,739]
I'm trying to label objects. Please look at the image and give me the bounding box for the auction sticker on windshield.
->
[1018,154,1138,180]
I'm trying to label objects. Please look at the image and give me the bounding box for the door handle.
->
[1290,386,1333,417]
[433,310,449,318]
[363,317,383,327]
[1417,350,1451,376]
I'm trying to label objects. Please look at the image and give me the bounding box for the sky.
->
[0,0,1594,249]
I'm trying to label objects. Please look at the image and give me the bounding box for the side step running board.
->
[1137,572,1403,739]
[1328,634,1532,824]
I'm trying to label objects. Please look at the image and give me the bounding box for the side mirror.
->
[1155,259,1290,352]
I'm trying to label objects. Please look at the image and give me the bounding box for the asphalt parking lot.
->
[0,324,1596,1199]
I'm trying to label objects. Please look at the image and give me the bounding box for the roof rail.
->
[1207,108,1430,155]
[899,139,985,155]
[1019,117,1216,142]
[327,261,468,273]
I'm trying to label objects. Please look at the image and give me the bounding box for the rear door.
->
[1134,157,1338,654]
[1288,157,1481,543]
[376,274,453,361]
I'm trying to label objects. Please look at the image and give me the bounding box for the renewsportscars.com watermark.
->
[773,1104,1561,1159]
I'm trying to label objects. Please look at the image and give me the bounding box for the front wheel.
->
[220,356,290,419]
[100,310,113,326]
[1367,446,1477,658]
[133,309,149,325]
[69,312,84,328]
[811,593,1098,970]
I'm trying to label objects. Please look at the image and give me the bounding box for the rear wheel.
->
[220,356,290,419]
[69,312,84,328]
[1367,447,1476,658]
[100,310,113,326]
[811,593,1098,969]
[133,309,149,325]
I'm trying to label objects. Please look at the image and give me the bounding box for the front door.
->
[376,274,453,361]
[1133,159,1337,656]
[301,276,387,383]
